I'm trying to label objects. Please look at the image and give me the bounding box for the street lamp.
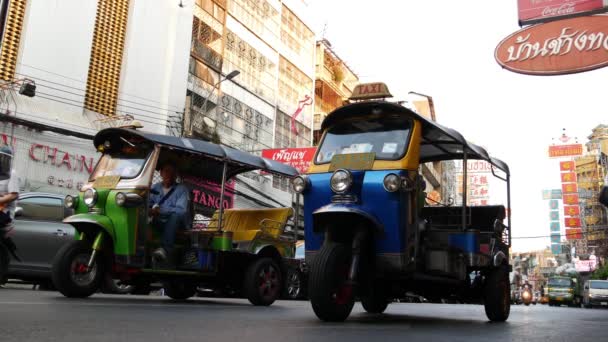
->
[190,70,240,137]
[408,91,436,121]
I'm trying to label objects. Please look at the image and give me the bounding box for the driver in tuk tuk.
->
[149,162,191,262]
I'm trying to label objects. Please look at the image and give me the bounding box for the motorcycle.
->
[522,287,533,306]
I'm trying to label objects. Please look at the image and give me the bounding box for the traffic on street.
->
[2,0,608,341]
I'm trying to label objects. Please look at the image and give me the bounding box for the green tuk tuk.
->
[52,127,298,305]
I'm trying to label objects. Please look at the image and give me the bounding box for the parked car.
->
[5,192,76,288]
[283,240,307,299]
[4,192,138,294]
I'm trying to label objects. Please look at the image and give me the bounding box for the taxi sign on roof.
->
[350,82,393,101]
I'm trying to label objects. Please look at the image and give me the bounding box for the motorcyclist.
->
[0,146,19,285]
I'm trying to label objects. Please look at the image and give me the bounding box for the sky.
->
[306,0,607,252]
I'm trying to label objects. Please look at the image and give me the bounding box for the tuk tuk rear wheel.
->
[163,280,196,300]
[243,257,282,306]
[483,266,510,322]
[51,240,103,298]
[309,243,355,322]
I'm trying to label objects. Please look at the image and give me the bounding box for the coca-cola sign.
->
[495,15,608,75]
[518,0,607,25]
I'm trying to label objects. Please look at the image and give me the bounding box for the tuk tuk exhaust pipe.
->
[87,232,104,269]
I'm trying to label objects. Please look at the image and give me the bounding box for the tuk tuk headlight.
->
[292,176,309,194]
[115,192,127,207]
[383,174,401,192]
[64,195,78,209]
[83,188,98,207]
[330,169,352,193]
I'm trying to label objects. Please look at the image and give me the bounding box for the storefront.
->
[0,123,98,196]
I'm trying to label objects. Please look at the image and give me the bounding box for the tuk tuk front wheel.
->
[243,257,282,306]
[483,266,510,322]
[361,295,389,314]
[51,240,104,298]
[309,243,355,322]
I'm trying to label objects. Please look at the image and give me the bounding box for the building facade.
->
[0,0,194,194]
[312,39,358,145]
[573,125,608,258]
[184,0,316,208]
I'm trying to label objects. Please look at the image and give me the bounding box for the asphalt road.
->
[1,286,607,342]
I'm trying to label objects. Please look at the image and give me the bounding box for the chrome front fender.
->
[312,203,383,234]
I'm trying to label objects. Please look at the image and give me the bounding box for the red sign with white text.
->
[518,0,606,25]
[564,205,580,217]
[261,147,317,174]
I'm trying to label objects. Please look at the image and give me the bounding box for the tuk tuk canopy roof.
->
[93,128,299,179]
[321,101,510,176]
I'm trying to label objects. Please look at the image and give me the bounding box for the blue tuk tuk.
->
[292,83,512,322]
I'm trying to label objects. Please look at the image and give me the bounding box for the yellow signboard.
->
[329,153,375,171]
[92,175,120,189]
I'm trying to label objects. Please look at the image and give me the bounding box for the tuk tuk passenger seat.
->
[206,207,294,241]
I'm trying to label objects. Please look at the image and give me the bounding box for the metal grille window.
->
[228,0,280,46]
[280,5,314,68]
[223,30,277,103]
[274,110,311,149]
[191,16,224,71]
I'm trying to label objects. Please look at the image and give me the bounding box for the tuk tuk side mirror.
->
[14,207,23,217]
[599,186,608,207]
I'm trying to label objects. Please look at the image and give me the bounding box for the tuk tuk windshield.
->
[548,278,572,287]
[90,149,151,180]
[315,115,412,164]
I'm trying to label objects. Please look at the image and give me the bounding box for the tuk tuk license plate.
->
[601,302,607,306]
[93,175,121,189]
[329,153,375,171]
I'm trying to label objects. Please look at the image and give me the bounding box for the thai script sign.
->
[548,144,583,157]
[542,188,563,199]
[565,217,582,227]
[261,147,316,174]
[560,160,575,171]
[560,172,576,182]
[564,205,580,216]
[496,15,608,75]
[518,0,608,25]
[563,193,579,205]
[550,210,560,220]
[562,182,578,193]
[549,199,559,209]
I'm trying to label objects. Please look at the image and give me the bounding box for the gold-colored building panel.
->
[85,0,130,116]
[0,0,27,81]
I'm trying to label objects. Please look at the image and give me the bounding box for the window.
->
[17,197,64,221]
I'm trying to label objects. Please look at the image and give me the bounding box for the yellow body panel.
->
[307,119,422,174]
[208,207,294,242]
